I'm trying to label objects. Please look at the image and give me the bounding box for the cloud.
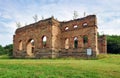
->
[0,0,120,46]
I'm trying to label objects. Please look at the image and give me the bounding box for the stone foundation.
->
[14,48,96,59]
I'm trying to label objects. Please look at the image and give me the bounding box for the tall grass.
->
[0,54,120,78]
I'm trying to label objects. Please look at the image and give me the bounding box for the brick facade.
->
[13,15,107,58]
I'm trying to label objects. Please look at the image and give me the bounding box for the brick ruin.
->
[13,15,107,58]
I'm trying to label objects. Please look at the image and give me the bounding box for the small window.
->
[74,37,78,48]
[83,22,88,26]
[30,39,34,46]
[42,36,47,48]
[83,36,88,44]
[65,27,69,30]
[74,25,78,28]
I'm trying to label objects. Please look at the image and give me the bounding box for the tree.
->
[33,14,38,23]
[107,35,120,54]
[24,22,27,26]
[4,44,13,56]
[0,45,6,55]
[16,22,21,28]
[73,11,78,19]
[41,16,44,20]
[0,44,13,56]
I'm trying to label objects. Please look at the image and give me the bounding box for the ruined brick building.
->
[13,15,107,58]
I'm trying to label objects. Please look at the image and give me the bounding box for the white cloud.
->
[0,34,12,46]
[0,0,120,46]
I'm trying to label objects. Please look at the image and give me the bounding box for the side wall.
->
[98,35,107,54]
[13,19,53,58]
[13,15,105,58]
[59,15,98,57]
[51,19,61,58]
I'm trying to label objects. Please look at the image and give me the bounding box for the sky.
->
[0,0,120,46]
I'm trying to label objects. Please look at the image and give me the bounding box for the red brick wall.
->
[13,15,107,58]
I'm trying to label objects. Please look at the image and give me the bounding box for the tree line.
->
[107,35,120,54]
[0,35,120,56]
[0,44,13,56]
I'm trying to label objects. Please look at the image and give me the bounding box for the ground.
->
[0,54,120,78]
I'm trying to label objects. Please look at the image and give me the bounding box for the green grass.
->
[0,55,11,59]
[0,54,120,78]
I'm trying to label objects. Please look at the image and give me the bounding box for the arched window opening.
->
[42,36,47,48]
[30,39,34,46]
[65,27,69,30]
[65,38,69,49]
[27,39,35,56]
[83,36,88,44]
[74,37,78,48]
[83,22,88,26]
[74,25,78,28]
[30,39,34,53]
[19,40,23,50]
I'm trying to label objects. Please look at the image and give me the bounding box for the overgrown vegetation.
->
[0,44,13,56]
[107,35,120,54]
[0,54,119,78]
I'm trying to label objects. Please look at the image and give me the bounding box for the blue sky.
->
[0,0,120,46]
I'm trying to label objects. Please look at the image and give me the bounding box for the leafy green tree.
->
[4,44,13,56]
[0,45,6,55]
[107,35,120,54]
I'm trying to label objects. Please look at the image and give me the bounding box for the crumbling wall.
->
[13,15,107,58]
[98,35,107,54]
[59,15,98,57]
[13,18,53,58]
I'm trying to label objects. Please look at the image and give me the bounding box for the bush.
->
[96,54,109,59]
[107,35,120,54]
[4,44,13,56]
[0,44,13,56]
[0,45,7,55]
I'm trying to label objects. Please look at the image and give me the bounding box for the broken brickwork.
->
[13,15,107,58]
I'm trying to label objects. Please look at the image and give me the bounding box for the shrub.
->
[96,54,109,59]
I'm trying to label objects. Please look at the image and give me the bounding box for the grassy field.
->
[0,54,120,78]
